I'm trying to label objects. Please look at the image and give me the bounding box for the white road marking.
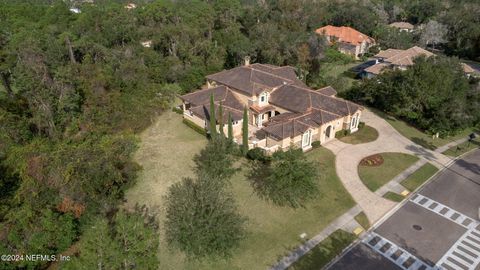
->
[409,194,477,230]
[362,232,434,270]
[409,194,480,269]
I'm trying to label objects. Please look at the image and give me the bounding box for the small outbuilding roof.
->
[389,22,414,30]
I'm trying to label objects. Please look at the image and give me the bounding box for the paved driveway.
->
[324,109,453,223]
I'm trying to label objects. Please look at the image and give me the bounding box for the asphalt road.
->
[328,149,480,270]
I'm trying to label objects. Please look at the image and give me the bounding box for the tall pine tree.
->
[218,102,224,137]
[209,93,217,138]
[242,107,248,154]
[228,112,233,143]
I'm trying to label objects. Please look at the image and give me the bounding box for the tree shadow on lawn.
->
[411,137,436,150]
[405,144,436,161]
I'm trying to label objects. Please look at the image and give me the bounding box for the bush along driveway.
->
[323,109,453,224]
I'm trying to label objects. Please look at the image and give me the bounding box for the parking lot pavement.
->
[328,243,403,270]
[327,149,480,270]
[421,149,480,220]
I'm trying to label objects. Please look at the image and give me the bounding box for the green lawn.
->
[383,192,404,202]
[358,152,419,192]
[370,108,475,150]
[401,163,439,191]
[287,230,356,270]
[338,125,379,144]
[321,62,358,78]
[442,138,480,157]
[354,212,370,230]
[322,62,358,89]
[126,110,356,270]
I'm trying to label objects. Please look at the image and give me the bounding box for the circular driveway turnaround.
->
[324,109,453,223]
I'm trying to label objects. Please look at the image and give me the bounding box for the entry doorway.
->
[326,125,333,139]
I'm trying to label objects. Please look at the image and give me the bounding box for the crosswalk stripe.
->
[441,262,459,270]
[397,253,409,265]
[454,249,476,261]
[466,236,480,246]
[446,257,469,270]
[408,260,422,270]
[409,194,479,230]
[457,245,478,259]
[462,241,480,253]
[471,231,480,239]
[362,232,432,270]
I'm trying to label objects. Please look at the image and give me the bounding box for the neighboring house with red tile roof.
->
[180,63,363,153]
[315,25,375,59]
[363,46,434,78]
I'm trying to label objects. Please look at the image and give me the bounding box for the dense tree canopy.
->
[0,0,478,267]
[164,174,246,258]
[63,207,159,270]
[344,56,480,135]
[248,148,319,208]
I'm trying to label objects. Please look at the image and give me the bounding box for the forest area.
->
[0,0,479,268]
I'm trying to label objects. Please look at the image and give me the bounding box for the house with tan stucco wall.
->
[180,62,363,154]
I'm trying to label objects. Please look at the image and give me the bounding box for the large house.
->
[180,63,362,154]
[363,46,434,78]
[315,25,375,59]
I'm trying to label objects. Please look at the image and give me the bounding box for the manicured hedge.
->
[335,130,349,138]
[183,118,207,136]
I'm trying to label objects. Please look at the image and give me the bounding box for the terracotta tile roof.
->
[206,63,306,96]
[250,104,276,114]
[180,86,229,107]
[181,86,244,122]
[367,46,434,74]
[262,119,310,140]
[375,49,404,59]
[182,63,363,140]
[316,86,337,96]
[190,104,243,123]
[389,22,414,30]
[383,46,434,66]
[364,63,389,75]
[263,109,341,140]
[269,84,361,117]
[315,25,375,45]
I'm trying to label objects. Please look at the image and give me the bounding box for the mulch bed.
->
[360,154,384,167]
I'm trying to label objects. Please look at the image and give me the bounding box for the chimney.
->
[244,56,251,66]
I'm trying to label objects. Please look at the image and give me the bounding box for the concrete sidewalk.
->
[324,109,452,224]
[271,205,362,270]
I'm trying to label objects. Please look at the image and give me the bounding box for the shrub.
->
[311,141,321,148]
[358,122,365,129]
[246,148,270,162]
[183,118,207,136]
[323,48,355,64]
[194,137,236,181]
[172,106,183,114]
[335,130,349,138]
